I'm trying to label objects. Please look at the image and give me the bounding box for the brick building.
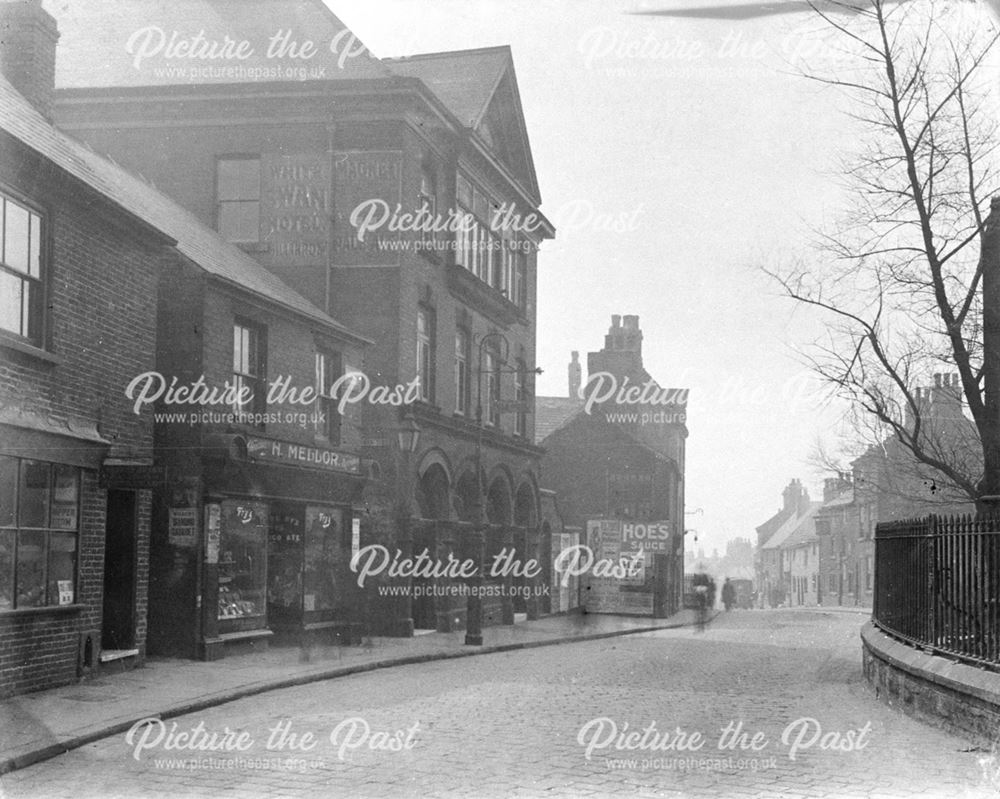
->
[0,0,168,694]
[814,476,862,607]
[49,0,555,636]
[131,153,372,660]
[536,315,688,616]
[816,374,977,609]
[1,0,378,696]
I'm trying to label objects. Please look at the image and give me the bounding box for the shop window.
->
[455,328,470,416]
[417,306,435,402]
[216,156,260,244]
[233,319,267,423]
[315,349,342,444]
[302,506,345,612]
[0,457,80,611]
[218,500,268,631]
[0,192,43,345]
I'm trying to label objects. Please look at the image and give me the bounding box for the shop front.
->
[150,434,366,661]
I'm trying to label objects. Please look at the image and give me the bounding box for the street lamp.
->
[391,412,421,637]
[397,413,421,454]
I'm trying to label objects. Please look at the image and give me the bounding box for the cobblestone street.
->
[1,610,995,799]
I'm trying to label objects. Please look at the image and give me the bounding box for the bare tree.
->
[767,0,1000,510]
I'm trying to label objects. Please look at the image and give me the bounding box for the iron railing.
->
[874,514,1000,670]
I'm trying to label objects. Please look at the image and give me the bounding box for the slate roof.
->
[386,46,511,128]
[44,0,391,89]
[761,502,822,550]
[534,397,583,444]
[0,73,364,338]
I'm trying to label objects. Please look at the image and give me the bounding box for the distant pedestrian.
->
[722,578,735,611]
[692,571,711,632]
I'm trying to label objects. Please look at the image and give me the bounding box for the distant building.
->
[536,315,688,616]
[754,479,811,607]
[815,475,862,608]
[817,373,978,609]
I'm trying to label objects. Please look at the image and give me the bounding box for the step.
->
[99,648,139,664]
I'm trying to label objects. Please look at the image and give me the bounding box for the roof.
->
[534,397,583,444]
[387,47,510,128]
[817,488,854,510]
[0,74,363,337]
[762,502,822,550]
[538,403,680,475]
[45,0,391,90]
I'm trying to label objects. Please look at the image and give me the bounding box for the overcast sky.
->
[332,0,994,556]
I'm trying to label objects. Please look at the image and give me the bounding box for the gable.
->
[473,67,539,201]
[387,47,540,202]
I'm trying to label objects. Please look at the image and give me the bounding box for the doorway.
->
[102,490,137,651]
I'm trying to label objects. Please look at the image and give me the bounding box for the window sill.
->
[0,330,61,366]
[0,603,84,618]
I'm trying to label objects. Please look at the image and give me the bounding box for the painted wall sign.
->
[261,153,331,266]
[332,150,403,266]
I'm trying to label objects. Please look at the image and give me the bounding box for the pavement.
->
[0,609,709,776]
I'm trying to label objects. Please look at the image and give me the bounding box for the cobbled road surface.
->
[1,610,997,798]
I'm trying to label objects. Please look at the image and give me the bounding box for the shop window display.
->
[218,500,268,631]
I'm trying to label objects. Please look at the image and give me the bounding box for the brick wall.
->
[0,137,159,695]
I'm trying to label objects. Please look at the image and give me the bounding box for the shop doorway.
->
[102,490,137,651]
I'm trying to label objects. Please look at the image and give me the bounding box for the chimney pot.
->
[611,315,621,328]
[568,351,582,398]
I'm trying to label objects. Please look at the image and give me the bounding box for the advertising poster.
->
[584,519,656,615]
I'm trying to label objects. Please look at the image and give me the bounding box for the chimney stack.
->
[568,351,581,398]
[823,473,852,503]
[0,0,59,120]
[927,371,962,420]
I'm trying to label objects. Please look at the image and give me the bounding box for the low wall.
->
[862,621,1000,746]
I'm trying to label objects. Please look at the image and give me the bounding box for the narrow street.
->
[1,610,994,798]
